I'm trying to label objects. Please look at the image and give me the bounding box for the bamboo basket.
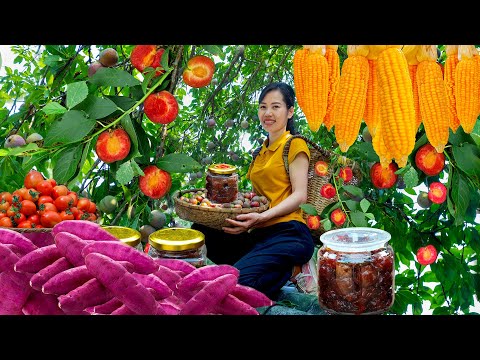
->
[173,188,270,231]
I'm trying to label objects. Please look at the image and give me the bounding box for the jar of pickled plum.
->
[206,163,238,204]
[317,227,394,315]
[102,226,144,251]
[147,228,207,268]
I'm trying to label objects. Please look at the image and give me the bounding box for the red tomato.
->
[24,170,45,189]
[40,210,62,228]
[17,220,34,228]
[20,200,37,216]
[12,212,27,226]
[38,202,57,216]
[25,188,40,202]
[48,178,57,187]
[38,195,54,205]
[36,180,54,196]
[54,195,73,211]
[74,209,85,220]
[27,214,41,225]
[59,210,74,221]
[88,201,97,214]
[69,206,79,218]
[77,198,91,212]
[52,185,69,199]
[0,201,10,212]
[0,192,13,204]
[67,191,78,206]
[0,217,13,227]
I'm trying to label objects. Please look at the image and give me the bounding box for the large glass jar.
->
[102,226,143,251]
[205,163,238,204]
[147,228,207,268]
[317,227,395,315]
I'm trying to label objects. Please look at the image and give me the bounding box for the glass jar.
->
[317,227,395,315]
[102,226,143,251]
[205,163,238,204]
[147,228,207,268]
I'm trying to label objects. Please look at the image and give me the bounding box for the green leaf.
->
[2,143,38,156]
[364,212,375,220]
[106,95,137,111]
[75,95,118,120]
[452,143,480,181]
[350,142,379,162]
[115,160,135,185]
[344,200,358,211]
[66,81,88,109]
[321,219,332,231]
[0,149,8,157]
[52,144,83,183]
[89,67,140,88]
[120,114,140,159]
[202,45,225,59]
[402,166,419,189]
[300,203,317,215]
[156,153,202,173]
[131,159,145,177]
[42,102,67,115]
[350,211,368,227]
[471,119,480,146]
[44,110,96,146]
[342,184,364,198]
[451,171,471,226]
[43,54,63,67]
[360,198,370,213]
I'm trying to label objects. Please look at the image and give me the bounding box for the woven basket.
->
[173,188,270,231]
[282,135,362,242]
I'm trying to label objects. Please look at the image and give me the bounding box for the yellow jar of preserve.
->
[102,226,143,251]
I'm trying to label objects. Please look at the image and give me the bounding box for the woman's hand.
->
[222,212,263,234]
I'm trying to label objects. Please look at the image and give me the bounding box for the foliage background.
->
[0,44,479,314]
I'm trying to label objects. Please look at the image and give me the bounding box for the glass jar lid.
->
[149,228,205,251]
[319,227,391,252]
[207,163,237,175]
[102,226,141,247]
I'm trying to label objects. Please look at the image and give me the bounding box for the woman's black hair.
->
[258,82,299,135]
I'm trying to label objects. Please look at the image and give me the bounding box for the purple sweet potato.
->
[22,290,64,315]
[29,257,73,291]
[153,258,196,275]
[42,265,93,295]
[156,296,183,315]
[131,273,173,300]
[0,228,38,254]
[58,277,113,313]
[22,232,55,248]
[176,264,239,296]
[52,220,119,241]
[87,297,124,315]
[179,273,238,315]
[84,252,157,315]
[0,243,21,273]
[214,294,259,315]
[0,269,33,315]
[153,264,183,293]
[54,231,93,267]
[230,283,274,307]
[1,243,29,257]
[82,241,158,274]
[110,304,136,315]
[14,244,62,274]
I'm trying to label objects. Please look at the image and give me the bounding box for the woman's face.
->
[258,89,293,134]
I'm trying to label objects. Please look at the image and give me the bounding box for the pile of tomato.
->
[0,170,97,228]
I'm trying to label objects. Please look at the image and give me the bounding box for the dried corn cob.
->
[402,45,422,130]
[455,45,480,134]
[376,46,416,168]
[334,45,370,152]
[444,45,460,133]
[416,45,450,153]
[371,119,393,168]
[323,45,340,131]
[293,48,308,113]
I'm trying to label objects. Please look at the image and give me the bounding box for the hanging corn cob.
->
[416,45,450,153]
[444,45,460,133]
[323,45,340,131]
[402,45,422,131]
[334,45,370,152]
[292,45,329,132]
[455,45,480,134]
[363,45,387,138]
[376,46,416,168]
[371,117,393,168]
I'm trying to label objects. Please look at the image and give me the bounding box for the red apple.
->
[370,162,398,189]
[428,182,447,204]
[144,90,179,124]
[320,183,336,199]
[306,215,321,230]
[330,208,346,227]
[416,244,438,266]
[139,165,172,199]
[338,166,353,183]
[314,160,329,176]
[150,48,166,77]
[182,55,215,88]
[415,143,445,176]
[130,45,157,73]
[95,128,131,164]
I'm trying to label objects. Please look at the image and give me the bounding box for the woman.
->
[192,82,315,300]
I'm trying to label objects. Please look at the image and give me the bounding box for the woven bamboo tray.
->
[173,188,270,231]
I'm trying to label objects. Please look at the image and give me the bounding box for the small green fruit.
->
[149,209,166,229]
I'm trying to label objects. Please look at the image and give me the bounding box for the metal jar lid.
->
[102,226,141,247]
[149,228,205,251]
[207,163,237,175]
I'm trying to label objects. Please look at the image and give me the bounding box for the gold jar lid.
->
[207,163,237,175]
[102,226,141,247]
[149,228,205,251]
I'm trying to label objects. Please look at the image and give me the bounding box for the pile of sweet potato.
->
[0,221,274,315]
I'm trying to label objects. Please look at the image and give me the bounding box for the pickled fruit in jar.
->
[205,163,238,203]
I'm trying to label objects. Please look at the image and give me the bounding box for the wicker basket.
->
[173,188,270,231]
[282,135,362,242]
